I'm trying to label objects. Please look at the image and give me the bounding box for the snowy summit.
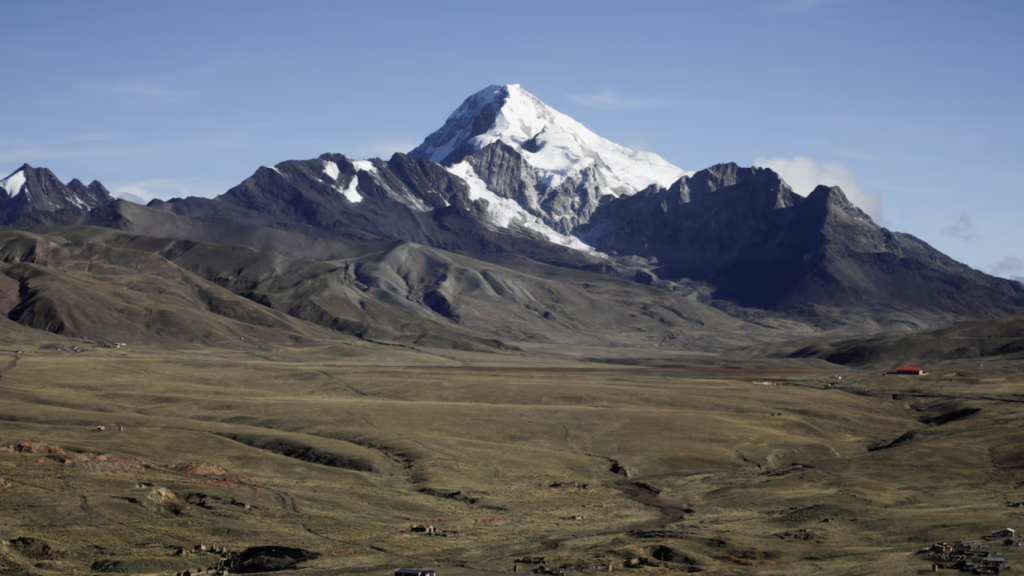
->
[410,84,688,195]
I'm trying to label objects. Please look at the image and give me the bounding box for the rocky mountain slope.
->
[0,164,112,224]
[745,313,1024,367]
[0,230,333,346]
[0,227,777,352]
[577,163,1024,329]
[1,83,1022,347]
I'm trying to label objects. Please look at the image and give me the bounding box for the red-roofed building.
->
[896,366,924,375]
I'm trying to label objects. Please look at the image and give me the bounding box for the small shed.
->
[991,528,1016,539]
[896,365,925,375]
[981,556,1007,569]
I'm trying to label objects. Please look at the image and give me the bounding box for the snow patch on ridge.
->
[1,170,27,197]
[446,161,598,254]
[335,175,363,203]
[323,160,340,180]
[352,160,377,174]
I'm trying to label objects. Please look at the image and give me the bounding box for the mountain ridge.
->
[0,164,113,225]
[1,83,1022,347]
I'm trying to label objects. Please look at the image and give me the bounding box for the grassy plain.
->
[1,337,1024,575]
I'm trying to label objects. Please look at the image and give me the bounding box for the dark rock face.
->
[66,178,114,209]
[464,141,539,213]
[214,152,475,244]
[154,153,619,277]
[232,546,319,573]
[580,164,803,282]
[408,86,507,165]
[578,163,1024,325]
[463,141,613,234]
[382,153,473,211]
[0,164,113,224]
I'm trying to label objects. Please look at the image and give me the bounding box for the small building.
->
[981,556,1007,572]
[991,528,1016,539]
[395,570,437,576]
[896,365,925,375]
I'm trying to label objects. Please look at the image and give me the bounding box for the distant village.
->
[922,527,1018,573]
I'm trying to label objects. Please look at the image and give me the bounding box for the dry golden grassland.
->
[1,341,1023,575]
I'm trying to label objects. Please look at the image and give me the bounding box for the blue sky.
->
[2,0,1022,279]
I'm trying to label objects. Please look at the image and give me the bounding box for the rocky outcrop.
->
[0,164,113,224]
[578,163,1024,326]
[464,142,622,233]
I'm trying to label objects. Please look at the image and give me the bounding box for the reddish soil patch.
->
[1,440,66,455]
[63,454,152,474]
[173,462,228,475]
[5,439,258,489]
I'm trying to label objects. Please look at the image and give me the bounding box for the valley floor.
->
[1,339,1023,575]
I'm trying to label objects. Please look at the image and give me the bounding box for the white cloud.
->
[115,192,146,204]
[941,212,981,241]
[112,179,190,202]
[113,178,225,201]
[753,155,880,219]
[567,92,680,111]
[991,256,1024,280]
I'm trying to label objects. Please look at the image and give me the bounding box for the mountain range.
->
[2,83,1022,351]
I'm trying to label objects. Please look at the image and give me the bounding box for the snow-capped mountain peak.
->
[0,164,113,223]
[411,84,689,194]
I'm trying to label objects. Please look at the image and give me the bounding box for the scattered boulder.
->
[148,487,176,504]
[185,493,216,509]
[10,537,70,560]
[609,460,639,479]
[173,462,228,475]
[90,559,124,572]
